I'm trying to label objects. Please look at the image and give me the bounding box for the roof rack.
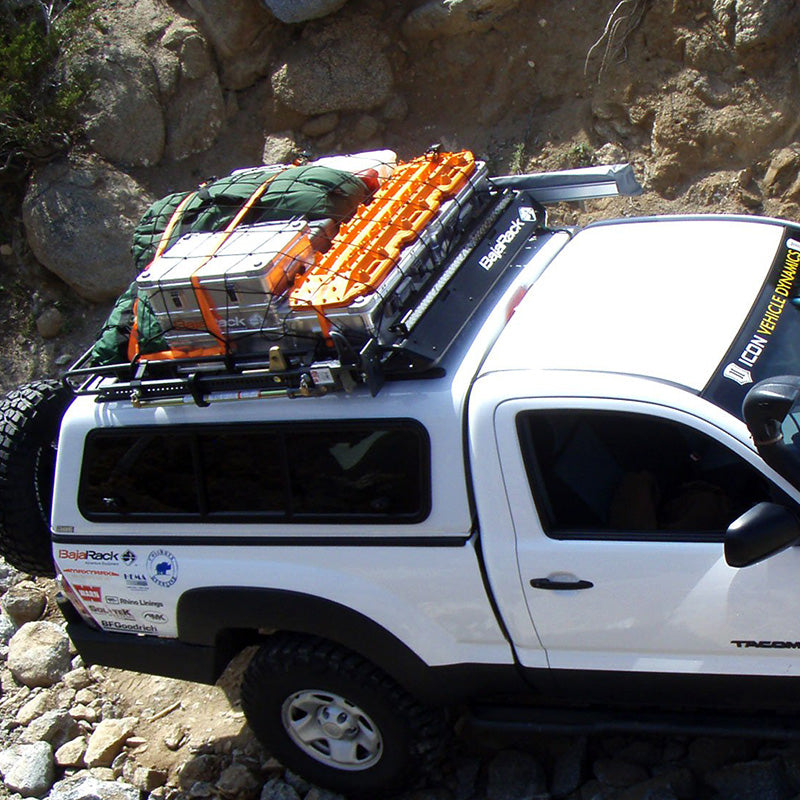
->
[64,161,642,407]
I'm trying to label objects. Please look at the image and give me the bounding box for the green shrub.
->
[0,1,94,236]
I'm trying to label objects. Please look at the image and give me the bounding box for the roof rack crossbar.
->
[490,163,642,203]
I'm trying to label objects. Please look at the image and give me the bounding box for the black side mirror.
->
[725,502,800,568]
[743,377,800,483]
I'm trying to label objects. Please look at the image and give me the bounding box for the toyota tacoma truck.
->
[4,151,800,795]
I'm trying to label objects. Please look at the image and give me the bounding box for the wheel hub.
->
[318,704,358,739]
[281,690,383,771]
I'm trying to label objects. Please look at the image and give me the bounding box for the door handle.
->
[530,577,594,590]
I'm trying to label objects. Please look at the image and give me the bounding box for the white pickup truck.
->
[4,157,800,795]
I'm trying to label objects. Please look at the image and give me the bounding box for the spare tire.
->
[0,380,74,576]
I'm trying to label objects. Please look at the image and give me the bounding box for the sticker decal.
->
[124,573,149,592]
[75,585,102,603]
[147,549,178,588]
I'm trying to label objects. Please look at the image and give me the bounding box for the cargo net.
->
[90,149,488,376]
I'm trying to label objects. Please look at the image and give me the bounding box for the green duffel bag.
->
[131,164,369,270]
[89,281,169,366]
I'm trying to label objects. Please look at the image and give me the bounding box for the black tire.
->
[240,634,447,797]
[0,380,73,576]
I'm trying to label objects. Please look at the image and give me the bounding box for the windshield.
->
[703,227,800,419]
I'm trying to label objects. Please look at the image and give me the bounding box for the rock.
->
[216,763,260,800]
[617,768,695,800]
[705,758,793,800]
[687,737,759,775]
[22,156,152,302]
[70,703,100,724]
[486,749,548,800]
[132,765,168,792]
[264,0,349,23]
[74,688,96,705]
[0,741,54,798]
[16,690,53,725]
[259,778,301,800]
[0,611,16,645]
[593,758,650,788]
[63,667,94,690]
[34,306,64,339]
[7,621,72,688]
[185,0,277,89]
[763,147,800,195]
[68,38,166,167]
[83,717,138,768]
[0,560,24,593]
[21,709,81,749]
[164,72,225,161]
[381,94,408,122]
[162,26,214,81]
[594,143,627,166]
[2,582,47,625]
[301,113,340,138]
[49,773,140,800]
[351,114,380,142]
[270,15,392,115]
[734,0,797,54]
[551,737,587,798]
[179,753,223,787]
[402,0,520,40]
[54,737,87,768]
[262,132,300,165]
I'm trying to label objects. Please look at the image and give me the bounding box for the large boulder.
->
[49,774,140,800]
[7,621,72,688]
[264,0,349,23]
[402,0,520,40]
[164,72,225,160]
[0,742,54,798]
[733,0,798,53]
[67,37,166,167]
[270,13,392,115]
[186,0,278,89]
[22,156,153,302]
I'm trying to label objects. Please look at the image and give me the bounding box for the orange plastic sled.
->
[289,150,476,311]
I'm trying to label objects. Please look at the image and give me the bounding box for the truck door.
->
[494,398,800,705]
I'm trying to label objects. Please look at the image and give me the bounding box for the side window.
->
[80,421,429,523]
[81,433,198,515]
[517,410,774,540]
[287,428,424,517]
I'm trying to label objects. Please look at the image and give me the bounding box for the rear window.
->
[79,420,430,524]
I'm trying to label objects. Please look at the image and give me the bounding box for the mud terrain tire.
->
[0,380,73,576]
[241,634,447,797]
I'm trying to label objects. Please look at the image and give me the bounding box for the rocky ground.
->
[3,562,800,800]
[5,0,800,798]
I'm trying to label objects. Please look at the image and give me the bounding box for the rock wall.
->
[3,0,800,385]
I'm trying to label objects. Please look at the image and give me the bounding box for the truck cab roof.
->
[482,216,786,393]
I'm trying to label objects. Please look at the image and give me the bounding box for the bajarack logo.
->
[479,217,526,271]
[59,549,121,563]
[731,639,800,649]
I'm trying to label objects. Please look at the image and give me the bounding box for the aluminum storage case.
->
[136,220,314,351]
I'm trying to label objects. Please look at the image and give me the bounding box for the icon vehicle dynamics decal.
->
[704,228,800,417]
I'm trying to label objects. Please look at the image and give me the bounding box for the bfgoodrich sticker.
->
[146,549,178,588]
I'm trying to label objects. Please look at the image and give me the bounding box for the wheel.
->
[240,634,447,796]
[0,380,73,576]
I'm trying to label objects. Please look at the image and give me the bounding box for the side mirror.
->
[725,502,800,568]
[743,377,800,485]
